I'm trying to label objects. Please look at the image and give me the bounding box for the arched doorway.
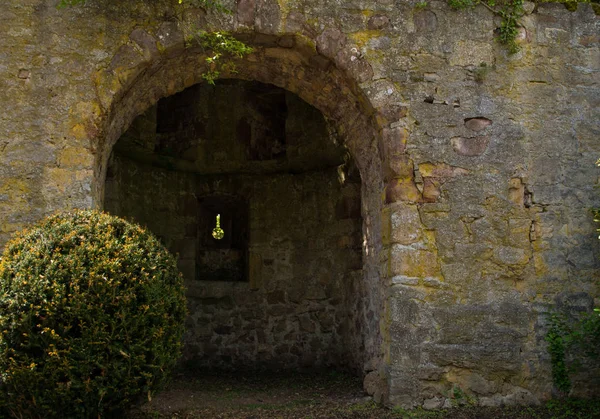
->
[105,79,364,370]
[92,32,392,399]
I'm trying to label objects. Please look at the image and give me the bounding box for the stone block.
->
[17,69,30,79]
[335,48,374,83]
[388,203,423,245]
[237,0,256,26]
[298,315,315,332]
[284,11,316,37]
[391,275,419,285]
[389,371,421,407]
[480,387,540,407]
[254,34,280,47]
[446,370,498,396]
[508,218,533,248]
[426,343,521,372]
[414,11,438,33]
[364,370,387,403]
[385,180,422,204]
[449,40,494,67]
[419,74,439,85]
[309,54,332,71]
[382,127,408,160]
[422,277,446,288]
[277,36,295,48]
[508,177,525,206]
[422,178,441,203]
[378,104,408,124]
[367,15,390,30]
[155,22,184,53]
[316,28,347,61]
[108,44,144,74]
[386,154,414,181]
[390,245,440,278]
[129,28,159,59]
[256,0,281,34]
[418,162,469,179]
[493,246,530,266]
[453,242,492,261]
[57,147,94,169]
[423,397,444,410]
[417,363,447,381]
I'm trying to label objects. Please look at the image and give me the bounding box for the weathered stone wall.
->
[105,80,364,370]
[0,0,598,409]
[379,3,600,407]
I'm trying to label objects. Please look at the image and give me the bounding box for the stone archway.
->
[104,79,366,372]
[90,27,420,405]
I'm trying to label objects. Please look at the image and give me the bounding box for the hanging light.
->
[212,214,224,240]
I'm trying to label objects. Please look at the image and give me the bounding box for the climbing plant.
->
[447,0,596,53]
[546,313,574,394]
[546,159,600,395]
[546,309,600,394]
[60,0,598,57]
[58,0,253,84]
[186,31,253,84]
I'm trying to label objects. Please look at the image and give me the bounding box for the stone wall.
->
[0,0,598,409]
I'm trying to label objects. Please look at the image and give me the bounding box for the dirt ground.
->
[128,370,600,419]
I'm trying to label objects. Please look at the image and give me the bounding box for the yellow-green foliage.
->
[189,31,254,84]
[448,0,595,53]
[0,210,187,418]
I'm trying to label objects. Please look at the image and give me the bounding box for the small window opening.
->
[196,195,249,282]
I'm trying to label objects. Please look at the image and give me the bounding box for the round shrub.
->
[0,210,187,418]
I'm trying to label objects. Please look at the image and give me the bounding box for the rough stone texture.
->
[0,0,598,409]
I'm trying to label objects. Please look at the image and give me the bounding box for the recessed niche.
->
[196,195,249,282]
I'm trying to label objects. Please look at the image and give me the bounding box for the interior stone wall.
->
[105,81,364,370]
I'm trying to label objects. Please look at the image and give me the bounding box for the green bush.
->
[0,210,187,418]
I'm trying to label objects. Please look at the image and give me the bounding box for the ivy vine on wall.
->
[448,0,598,53]
[545,159,600,395]
[59,0,599,57]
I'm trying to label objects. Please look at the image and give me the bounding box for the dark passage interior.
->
[104,80,364,371]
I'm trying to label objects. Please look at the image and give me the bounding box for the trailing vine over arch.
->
[58,0,253,82]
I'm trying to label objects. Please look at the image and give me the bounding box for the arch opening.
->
[94,34,388,392]
[105,80,365,371]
